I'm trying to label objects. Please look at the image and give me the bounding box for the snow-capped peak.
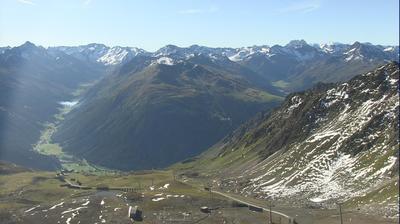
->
[97,47,129,65]
[51,44,149,66]
[317,42,348,55]
[155,45,181,57]
[227,46,271,62]
[97,46,148,66]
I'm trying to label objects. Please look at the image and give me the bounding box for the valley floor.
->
[32,81,110,173]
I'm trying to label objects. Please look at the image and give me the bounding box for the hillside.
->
[54,55,283,170]
[176,62,399,218]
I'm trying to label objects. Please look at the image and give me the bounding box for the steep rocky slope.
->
[177,62,399,217]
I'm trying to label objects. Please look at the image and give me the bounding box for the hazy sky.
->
[1,0,398,51]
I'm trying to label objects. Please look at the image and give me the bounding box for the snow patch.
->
[159,183,170,189]
[155,57,175,65]
[59,101,79,107]
[309,197,326,203]
[61,207,87,214]
[81,200,90,206]
[152,197,165,202]
[49,202,64,210]
[25,205,40,213]
[286,96,303,114]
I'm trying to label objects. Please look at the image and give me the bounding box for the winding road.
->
[211,190,295,223]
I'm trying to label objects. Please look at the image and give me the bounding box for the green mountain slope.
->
[54,56,283,170]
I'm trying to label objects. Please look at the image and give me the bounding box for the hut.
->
[128,206,143,221]
[249,205,263,212]
[200,206,211,213]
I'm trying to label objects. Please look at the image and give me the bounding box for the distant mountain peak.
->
[189,44,201,49]
[86,43,107,48]
[155,44,182,56]
[15,41,49,60]
[351,41,362,48]
[286,39,309,48]
[19,41,40,51]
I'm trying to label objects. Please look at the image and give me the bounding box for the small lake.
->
[59,101,79,107]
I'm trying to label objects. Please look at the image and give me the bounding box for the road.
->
[212,190,295,222]
[175,178,295,223]
[64,179,87,188]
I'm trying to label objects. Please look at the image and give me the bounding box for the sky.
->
[0,0,399,51]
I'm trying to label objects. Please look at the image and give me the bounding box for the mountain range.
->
[0,40,398,171]
[49,40,399,91]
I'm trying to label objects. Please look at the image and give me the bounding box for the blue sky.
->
[1,0,398,51]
